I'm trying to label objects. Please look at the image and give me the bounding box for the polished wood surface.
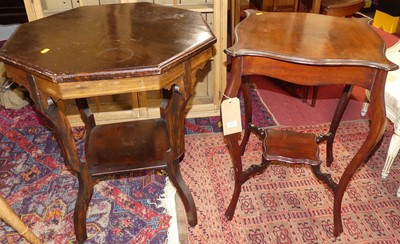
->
[223,10,397,238]
[1,3,215,82]
[301,0,365,106]
[0,3,216,243]
[263,129,320,165]
[21,0,227,124]
[227,10,394,70]
[2,49,212,100]
[86,118,170,176]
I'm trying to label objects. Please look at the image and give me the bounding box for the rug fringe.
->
[158,178,179,244]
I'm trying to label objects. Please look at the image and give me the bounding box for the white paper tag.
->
[221,97,242,135]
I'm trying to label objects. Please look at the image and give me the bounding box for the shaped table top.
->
[0,2,216,83]
[226,10,397,72]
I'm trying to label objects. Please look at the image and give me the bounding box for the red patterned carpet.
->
[180,120,400,243]
[252,76,368,126]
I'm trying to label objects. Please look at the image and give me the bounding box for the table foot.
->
[333,197,344,237]
[225,185,241,221]
[166,154,197,226]
[74,166,94,243]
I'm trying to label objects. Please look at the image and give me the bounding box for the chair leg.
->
[303,86,318,107]
[303,86,309,103]
[397,186,400,197]
[382,128,400,179]
[311,86,318,107]
[272,0,278,11]
[361,96,369,117]
[293,0,299,12]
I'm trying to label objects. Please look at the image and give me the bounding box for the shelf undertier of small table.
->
[262,129,321,166]
[257,128,337,191]
[86,118,170,176]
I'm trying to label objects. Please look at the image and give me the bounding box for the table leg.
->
[240,76,253,155]
[160,60,208,227]
[326,85,353,166]
[161,90,198,225]
[27,75,93,243]
[75,98,96,131]
[224,133,244,220]
[74,164,94,243]
[27,75,81,173]
[222,57,246,220]
[41,100,93,243]
[224,75,270,219]
[332,72,387,236]
[166,152,197,226]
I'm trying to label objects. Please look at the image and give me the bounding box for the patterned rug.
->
[0,84,276,243]
[0,105,170,243]
[185,85,277,134]
[179,120,400,243]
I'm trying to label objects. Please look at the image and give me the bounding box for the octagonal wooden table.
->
[222,10,398,237]
[0,3,216,243]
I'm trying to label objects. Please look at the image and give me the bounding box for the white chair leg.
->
[361,99,369,117]
[398,187,400,197]
[361,91,370,117]
[382,133,400,179]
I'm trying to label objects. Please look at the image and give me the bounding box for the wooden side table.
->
[222,10,397,237]
[0,3,216,243]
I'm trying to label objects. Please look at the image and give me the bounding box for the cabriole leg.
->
[166,152,197,226]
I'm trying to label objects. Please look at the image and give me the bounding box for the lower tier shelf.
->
[263,129,321,166]
[86,118,170,176]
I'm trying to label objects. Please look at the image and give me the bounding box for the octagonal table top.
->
[0,2,216,83]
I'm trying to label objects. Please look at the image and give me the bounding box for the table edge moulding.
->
[222,9,398,237]
[0,3,217,243]
[22,0,228,125]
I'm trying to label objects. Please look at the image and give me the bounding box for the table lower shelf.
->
[86,118,170,176]
[258,128,337,191]
[263,129,321,166]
